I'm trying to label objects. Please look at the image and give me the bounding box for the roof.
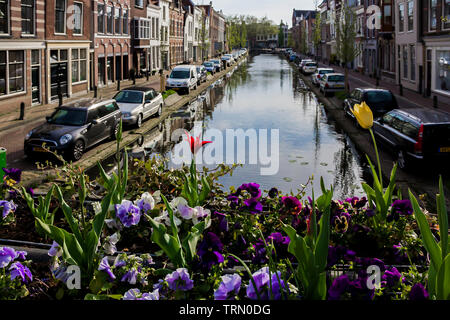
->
[122,87,156,92]
[61,98,114,109]
[395,108,450,124]
[173,65,195,69]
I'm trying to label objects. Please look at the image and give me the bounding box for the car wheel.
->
[397,150,408,170]
[71,140,85,161]
[136,114,143,128]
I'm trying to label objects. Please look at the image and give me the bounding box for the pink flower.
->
[185,131,212,154]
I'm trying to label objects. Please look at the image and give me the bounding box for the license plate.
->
[33,147,47,153]
[440,147,450,152]
[335,84,344,88]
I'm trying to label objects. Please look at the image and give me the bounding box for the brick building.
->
[92,0,131,89]
[45,0,91,103]
[131,0,151,78]
[169,0,184,67]
[0,0,47,111]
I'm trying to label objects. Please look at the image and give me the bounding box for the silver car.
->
[312,68,335,86]
[319,73,346,96]
[113,87,164,128]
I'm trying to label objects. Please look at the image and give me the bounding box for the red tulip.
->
[185,131,212,154]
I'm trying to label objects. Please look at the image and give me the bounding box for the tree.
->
[335,3,361,92]
[312,1,322,59]
[278,20,285,48]
[300,25,308,55]
[199,18,210,61]
[287,32,294,48]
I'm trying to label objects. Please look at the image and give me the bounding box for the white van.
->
[166,65,198,95]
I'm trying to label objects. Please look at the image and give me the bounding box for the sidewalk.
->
[298,55,450,113]
[0,72,168,164]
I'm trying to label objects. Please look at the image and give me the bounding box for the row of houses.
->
[0,0,229,110]
[291,0,450,104]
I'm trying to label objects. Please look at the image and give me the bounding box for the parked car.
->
[203,61,216,74]
[223,54,235,64]
[299,59,313,71]
[113,87,164,128]
[344,88,398,119]
[302,61,318,74]
[239,48,247,56]
[24,98,121,161]
[210,59,223,72]
[165,65,198,95]
[196,65,207,85]
[319,73,345,96]
[221,55,232,67]
[289,53,298,62]
[312,68,335,86]
[373,108,450,169]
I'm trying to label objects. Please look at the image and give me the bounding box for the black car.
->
[196,65,207,85]
[25,98,121,161]
[373,108,450,169]
[344,88,398,120]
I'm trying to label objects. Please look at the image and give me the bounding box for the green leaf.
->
[182,220,207,263]
[54,185,84,245]
[409,189,442,271]
[366,155,382,191]
[315,206,331,271]
[436,253,450,300]
[437,176,448,259]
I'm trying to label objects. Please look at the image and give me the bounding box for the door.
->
[144,91,153,117]
[50,62,68,100]
[85,107,107,146]
[98,102,119,136]
[115,55,122,81]
[31,66,40,104]
[426,49,432,96]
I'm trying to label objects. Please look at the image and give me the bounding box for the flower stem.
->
[369,128,382,187]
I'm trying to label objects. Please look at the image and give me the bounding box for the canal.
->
[132,54,367,198]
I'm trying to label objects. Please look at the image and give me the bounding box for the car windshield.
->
[170,70,190,79]
[328,75,345,82]
[114,91,144,104]
[223,56,230,60]
[319,69,334,74]
[211,60,219,64]
[48,108,87,126]
[366,91,394,103]
[204,62,213,67]
[306,63,317,67]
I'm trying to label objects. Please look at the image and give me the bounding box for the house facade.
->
[0,0,47,111]
[169,0,184,67]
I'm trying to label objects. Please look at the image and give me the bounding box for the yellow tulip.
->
[351,101,373,129]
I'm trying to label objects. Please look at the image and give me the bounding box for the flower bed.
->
[0,121,448,301]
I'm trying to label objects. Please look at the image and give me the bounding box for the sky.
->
[194,0,316,27]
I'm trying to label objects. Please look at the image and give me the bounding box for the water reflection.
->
[129,54,365,197]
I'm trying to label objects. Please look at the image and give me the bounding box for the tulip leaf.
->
[182,220,206,263]
[409,189,442,271]
[437,176,448,259]
[54,185,84,245]
[436,253,450,300]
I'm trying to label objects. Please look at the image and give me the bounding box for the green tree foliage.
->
[226,15,278,49]
[335,3,361,92]
[312,1,322,57]
[278,20,285,48]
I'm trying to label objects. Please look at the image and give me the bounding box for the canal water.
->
[131,54,366,198]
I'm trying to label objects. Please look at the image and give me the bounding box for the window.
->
[410,45,415,81]
[407,1,413,31]
[21,0,35,35]
[123,9,128,34]
[0,0,8,34]
[384,5,392,25]
[71,49,87,83]
[72,2,82,35]
[55,0,66,34]
[398,3,404,32]
[435,50,450,93]
[0,51,25,96]
[444,0,450,29]
[134,18,150,39]
[115,7,121,34]
[107,6,112,34]
[430,0,437,30]
[98,4,104,34]
[135,0,143,8]
[403,45,408,79]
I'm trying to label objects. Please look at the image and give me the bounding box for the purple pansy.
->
[98,257,116,280]
[3,168,22,183]
[48,241,63,257]
[246,267,287,300]
[382,267,402,287]
[214,274,242,300]
[123,288,160,300]
[409,283,429,300]
[115,200,141,228]
[281,196,302,216]
[387,200,413,222]
[197,232,224,271]
[328,274,350,300]
[0,246,17,268]
[9,262,33,283]
[165,268,194,291]
[244,197,263,214]
[0,200,17,219]
[237,183,262,199]
[345,197,367,209]
[121,268,138,284]
[135,192,155,214]
[213,211,229,232]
